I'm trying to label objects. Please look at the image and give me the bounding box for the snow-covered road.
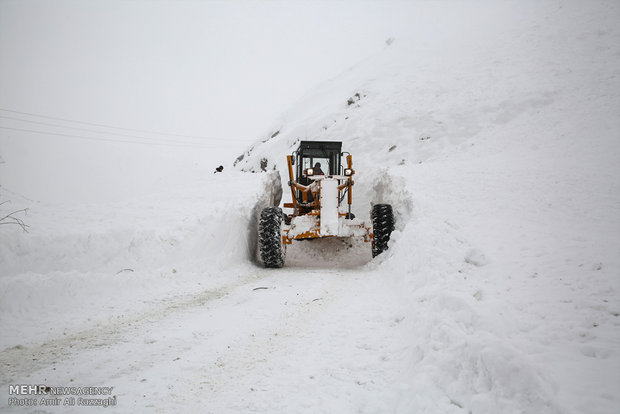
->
[1,256,417,413]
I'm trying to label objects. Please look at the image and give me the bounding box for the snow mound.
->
[0,171,282,349]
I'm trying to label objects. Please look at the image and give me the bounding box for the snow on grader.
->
[258,140,394,268]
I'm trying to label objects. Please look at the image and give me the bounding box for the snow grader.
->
[258,140,394,268]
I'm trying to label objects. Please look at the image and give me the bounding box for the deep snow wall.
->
[0,171,281,349]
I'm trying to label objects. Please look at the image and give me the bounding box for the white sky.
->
[0,0,421,147]
[0,0,434,202]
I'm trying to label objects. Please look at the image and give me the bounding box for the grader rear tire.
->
[371,204,395,257]
[258,207,285,268]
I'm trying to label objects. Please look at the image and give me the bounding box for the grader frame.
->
[281,141,371,244]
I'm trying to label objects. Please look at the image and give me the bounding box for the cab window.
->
[302,157,330,175]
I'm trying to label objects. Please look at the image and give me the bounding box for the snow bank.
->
[0,171,282,349]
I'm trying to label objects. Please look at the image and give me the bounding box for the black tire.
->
[258,207,285,268]
[371,204,395,257]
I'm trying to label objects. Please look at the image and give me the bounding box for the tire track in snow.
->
[0,270,275,385]
[0,267,365,414]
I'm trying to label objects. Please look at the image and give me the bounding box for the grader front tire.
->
[371,204,395,257]
[258,207,285,268]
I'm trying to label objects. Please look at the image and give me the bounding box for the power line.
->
[0,126,228,148]
[0,115,220,146]
[0,107,253,142]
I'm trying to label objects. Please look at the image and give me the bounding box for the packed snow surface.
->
[1,1,619,413]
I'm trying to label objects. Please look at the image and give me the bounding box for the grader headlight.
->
[344,168,354,176]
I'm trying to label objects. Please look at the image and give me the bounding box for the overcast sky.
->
[0,0,429,201]
[0,0,422,147]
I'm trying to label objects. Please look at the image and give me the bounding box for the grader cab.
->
[258,140,394,268]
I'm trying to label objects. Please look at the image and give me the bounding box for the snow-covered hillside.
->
[1,1,619,413]
[233,2,620,411]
